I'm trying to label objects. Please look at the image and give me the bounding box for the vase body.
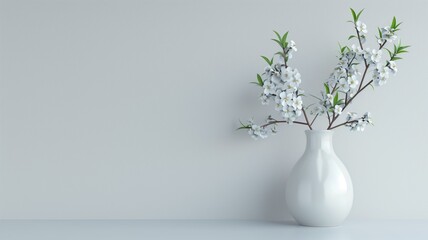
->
[285,130,353,227]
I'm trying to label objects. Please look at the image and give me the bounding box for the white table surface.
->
[0,220,427,240]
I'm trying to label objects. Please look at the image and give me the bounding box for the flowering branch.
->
[239,8,409,139]
[329,120,358,130]
[261,120,308,128]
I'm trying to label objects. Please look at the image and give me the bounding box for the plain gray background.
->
[0,0,427,220]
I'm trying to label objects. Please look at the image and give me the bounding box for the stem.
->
[302,109,313,130]
[329,119,359,130]
[355,26,368,67]
[310,114,319,127]
[261,120,307,128]
[282,48,290,68]
[331,83,338,94]
[379,40,387,50]
[327,111,331,125]
[358,66,369,91]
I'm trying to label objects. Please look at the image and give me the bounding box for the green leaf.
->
[273,30,282,41]
[333,92,339,106]
[350,8,357,22]
[261,56,272,65]
[391,16,397,29]
[356,9,364,20]
[236,120,250,130]
[257,74,264,86]
[378,27,383,38]
[348,35,356,40]
[281,31,289,46]
[399,45,410,51]
[394,22,402,31]
[275,51,286,59]
[271,39,283,48]
[391,57,402,61]
[324,83,330,94]
[386,49,393,58]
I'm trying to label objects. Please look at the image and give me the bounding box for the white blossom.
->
[370,49,382,63]
[263,81,276,95]
[347,75,359,89]
[356,21,368,34]
[378,26,397,44]
[282,108,297,122]
[260,94,269,105]
[363,112,373,125]
[373,65,390,86]
[388,61,398,74]
[338,78,350,92]
[326,94,334,105]
[345,112,373,132]
[334,105,343,115]
[281,67,294,82]
[292,96,303,110]
[289,40,297,51]
[248,124,268,139]
[346,112,358,121]
[280,92,293,107]
[351,44,364,56]
[350,119,366,131]
[290,75,302,88]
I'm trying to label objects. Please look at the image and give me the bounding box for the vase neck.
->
[305,130,334,151]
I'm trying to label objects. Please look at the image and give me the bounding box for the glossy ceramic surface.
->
[285,130,353,227]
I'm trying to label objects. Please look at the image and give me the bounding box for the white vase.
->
[285,130,353,227]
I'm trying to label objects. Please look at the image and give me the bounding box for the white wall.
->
[0,0,427,220]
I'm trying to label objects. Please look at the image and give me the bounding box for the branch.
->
[355,26,368,67]
[326,26,373,130]
[261,120,307,128]
[379,40,387,50]
[302,109,313,130]
[358,65,369,91]
[327,111,332,125]
[329,119,359,130]
[310,113,319,127]
[327,79,374,129]
[282,48,290,68]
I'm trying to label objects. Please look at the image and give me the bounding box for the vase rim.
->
[305,130,334,136]
[305,130,333,133]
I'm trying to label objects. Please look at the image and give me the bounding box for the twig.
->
[329,119,359,130]
[261,120,308,128]
[310,114,319,127]
[302,109,313,130]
